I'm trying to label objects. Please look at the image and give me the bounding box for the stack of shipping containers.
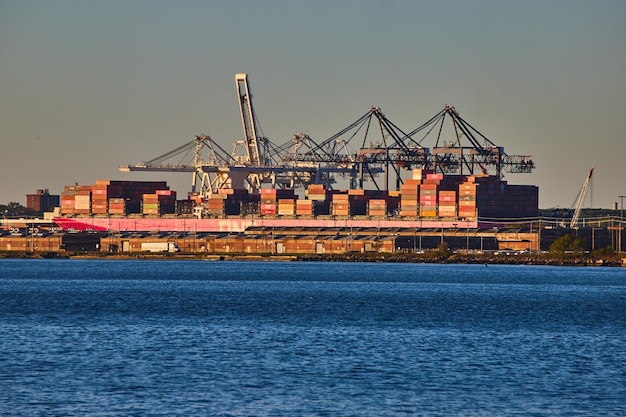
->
[175,199,194,216]
[259,188,276,215]
[205,194,225,216]
[296,199,314,216]
[368,199,387,217]
[126,181,169,214]
[458,177,480,219]
[331,192,349,216]
[60,185,78,215]
[277,198,296,216]
[203,189,249,216]
[56,173,538,222]
[464,177,538,219]
[142,193,158,215]
[306,184,330,215]
[475,177,502,218]
[74,189,91,215]
[61,185,93,216]
[103,180,168,215]
[102,181,129,215]
[142,190,176,215]
[219,189,248,215]
[500,185,539,218]
[438,190,457,218]
[108,198,126,215]
[419,174,440,217]
[259,188,295,216]
[240,192,259,216]
[91,184,108,215]
[307,184,327,202]
[400,179,420,217]
[386,191,400,216]
[61,180,171,216]
[347,189,370,216]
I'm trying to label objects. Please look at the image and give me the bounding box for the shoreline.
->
[2,251,624,267]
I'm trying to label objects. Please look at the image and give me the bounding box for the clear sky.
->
[1,0,625,209]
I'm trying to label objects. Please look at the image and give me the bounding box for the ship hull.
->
[52,217,479,233]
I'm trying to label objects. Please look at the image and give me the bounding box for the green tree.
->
[549,233,586,253]
[0,202,37,217]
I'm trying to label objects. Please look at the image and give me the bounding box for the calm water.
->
[1,260,625,416]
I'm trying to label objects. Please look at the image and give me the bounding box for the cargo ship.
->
[51,74,538,235]
[52,215,479,233]
[51,173,538,233]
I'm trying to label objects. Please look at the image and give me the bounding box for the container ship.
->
[52,171,538,233]
[51,75,539,234]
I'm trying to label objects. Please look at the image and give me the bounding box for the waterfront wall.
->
[0,230,535,255]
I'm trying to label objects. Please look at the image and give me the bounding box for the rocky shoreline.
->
[2,251,624,266]
[297,253,625,266]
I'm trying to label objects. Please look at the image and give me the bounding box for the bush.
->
[550,233,586,253]
[436,241,450,254]
[591,246,614,257]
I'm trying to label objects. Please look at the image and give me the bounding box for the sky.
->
[1,0,625,209]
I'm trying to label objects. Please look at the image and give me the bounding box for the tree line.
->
[1,202,38,217]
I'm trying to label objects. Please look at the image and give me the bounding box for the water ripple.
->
[0,260,625,416]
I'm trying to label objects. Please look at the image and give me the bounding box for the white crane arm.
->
[235,73,261,166]
[570,166,594,228]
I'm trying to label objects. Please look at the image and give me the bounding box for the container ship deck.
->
[53,172,537,233]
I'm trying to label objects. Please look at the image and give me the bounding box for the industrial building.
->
[26,189,59,213]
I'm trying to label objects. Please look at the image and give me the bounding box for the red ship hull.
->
[53,217,479,233]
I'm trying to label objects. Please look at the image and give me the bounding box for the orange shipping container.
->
[426,173,444,180]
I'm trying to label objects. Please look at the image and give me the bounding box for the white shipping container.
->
[75,195,91,209]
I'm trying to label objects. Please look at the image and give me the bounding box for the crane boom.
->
[120,74,536,198]
[235,73,261,166]
[570,166,594,228]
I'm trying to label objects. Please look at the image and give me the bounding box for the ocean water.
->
[0,260,625,416]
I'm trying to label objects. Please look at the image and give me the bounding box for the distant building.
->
[26,189,60,213]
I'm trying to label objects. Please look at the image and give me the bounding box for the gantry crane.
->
[120,74,535,197]
[283,104,534,191]
[120,73,371,195]
[118,133,236,196]
[409,104,534,178]
[282,106,429,191]
[119,74,290,196]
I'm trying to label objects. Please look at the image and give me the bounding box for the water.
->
[1,260,625,416]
